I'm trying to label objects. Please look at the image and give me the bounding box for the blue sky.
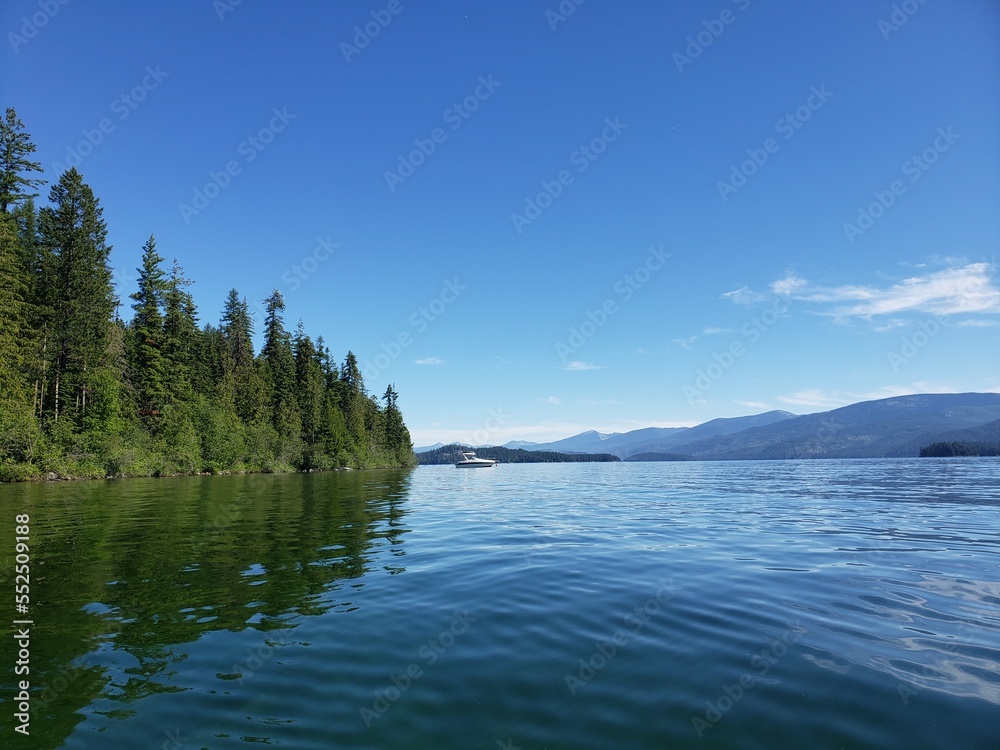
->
[4,0,999,445]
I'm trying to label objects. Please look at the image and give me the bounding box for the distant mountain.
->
[482,393,1000,461]
[678,393,1000,460]
[413,443,445,453]
[421,393,1000,462]
[523,411,796,458]
[503,440,541,449]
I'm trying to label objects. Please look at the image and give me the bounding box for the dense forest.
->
[418,444,620,465]
[918,441,1000,457]
[0,107,415,481]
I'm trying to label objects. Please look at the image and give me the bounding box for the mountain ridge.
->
[416,393,1000,460]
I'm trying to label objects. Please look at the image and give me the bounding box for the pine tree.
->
[381,384,413,463]
[162,260,200,403]
[38,169,118,429]
[0,213,36,464]
[219,288,263,425]
[339,351,367,450]
[129,235,168,427]
[260,289,301,462]
[0,107,45,214]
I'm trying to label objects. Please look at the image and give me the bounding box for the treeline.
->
[418,444,620,465]
[919,441,1000,457]
[0,107,415,481]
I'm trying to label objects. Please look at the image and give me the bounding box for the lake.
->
[1,459,998,749]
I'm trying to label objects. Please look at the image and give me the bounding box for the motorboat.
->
[455,451,498,468]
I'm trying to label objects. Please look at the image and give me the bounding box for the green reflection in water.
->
[0,469,412,748]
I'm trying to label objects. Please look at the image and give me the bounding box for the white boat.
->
[455,451,498,468]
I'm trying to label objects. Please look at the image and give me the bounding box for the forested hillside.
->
[0,107,415,481]
[418,444,620,464]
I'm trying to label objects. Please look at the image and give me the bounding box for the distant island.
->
[418,444,620,465]
[919,441,1000,457]
[0,108,416,482]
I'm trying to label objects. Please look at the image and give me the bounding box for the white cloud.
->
[564,361,603,371]
[543,395,562,405]
[783,263,1000,318]
[777,383,963,410]
[415,357,443,365]
[956,319,1000,328]
[578,398,619,406]
[770,273,808,297]
[672,336,697,350]
[721,285,767,306]
[736,400,772,410]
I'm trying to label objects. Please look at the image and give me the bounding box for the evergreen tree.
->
[38,169,118,429]
[339,351,367,448]
[219,288,263,425]
[129,235,168,427]
[382,384,412,462]
[260,290,300,463]
[0,213,36,464]
[0,107,45,214]
[293,326,326,468]
[162,260,200,403]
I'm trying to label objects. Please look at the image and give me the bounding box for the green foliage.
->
[0,107,45,212]
[919,441,1000,457]
[0,111,416,481]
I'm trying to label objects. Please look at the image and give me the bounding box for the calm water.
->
[0,460,998,749]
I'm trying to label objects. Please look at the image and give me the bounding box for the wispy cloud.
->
[542,395,562,405]
[702,326,734,335]
[955,319,1000,328]
[770,273,808,297]
[777,383,963,410]
[415,357,443,365]
[563,360,603,371]
[736,400,772,410]
[672,336,697,350]
[782,263,1000,319]
[578,398,619,406]
[721,285,768,306]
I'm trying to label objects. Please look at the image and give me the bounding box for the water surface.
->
[0,459,997,749]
